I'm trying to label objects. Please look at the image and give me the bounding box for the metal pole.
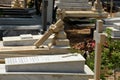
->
[41,0,48,34]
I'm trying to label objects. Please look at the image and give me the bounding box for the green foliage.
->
[86,28,120,78]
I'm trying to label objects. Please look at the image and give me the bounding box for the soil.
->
[65,26,93,47]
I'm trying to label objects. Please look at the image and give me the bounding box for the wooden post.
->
[94,20,106,80]
[34,19,64,48]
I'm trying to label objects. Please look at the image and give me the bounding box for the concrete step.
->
[0,18,40,25]
[53,39,70,46]
[0,8,35,17]
[0,25,41,30]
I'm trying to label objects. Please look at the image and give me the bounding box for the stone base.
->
[0,64,94,80]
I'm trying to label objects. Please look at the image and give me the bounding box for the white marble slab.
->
[5,53,85,73]
[3,34,54,46]
[0,64,94,80]
[20,34,33,39]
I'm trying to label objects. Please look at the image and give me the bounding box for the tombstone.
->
[5,53,85,72]
[0,53,94,80]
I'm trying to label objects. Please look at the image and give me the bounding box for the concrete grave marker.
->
[5,53,85,73]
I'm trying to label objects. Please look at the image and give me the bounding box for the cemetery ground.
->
[64,20,120,80]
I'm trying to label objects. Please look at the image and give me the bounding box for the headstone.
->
[5,53,85,73]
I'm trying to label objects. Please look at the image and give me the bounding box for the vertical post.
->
[94,20,105,80]
[93,0,103,12]
[110,0,113,17]
[24,0,27,8]
[41,0,48,34]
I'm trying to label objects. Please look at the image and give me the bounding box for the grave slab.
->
[0,64,94,80]
[3,34,54,46]
[5,54,85,73]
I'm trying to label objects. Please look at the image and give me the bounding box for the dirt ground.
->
[65,27,93,47]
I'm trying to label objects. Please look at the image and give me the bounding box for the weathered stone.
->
[0,64,94,80]
[20,34,33,39]
[3,35,54,46]
[5,54,85,73]
[53,39,70,46]
[55,31,67,39]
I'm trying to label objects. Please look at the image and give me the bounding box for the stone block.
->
[20,34,33,39]
[53,39,70,46]
[5,54,85,73]
[55,31,67,39]
[0,64,94,80]
[3,34,54,46]
[50,45,70,54]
